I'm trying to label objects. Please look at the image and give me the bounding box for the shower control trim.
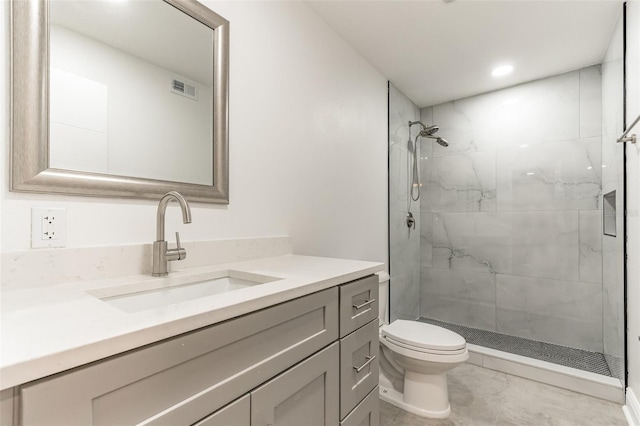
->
[406,212,416,229]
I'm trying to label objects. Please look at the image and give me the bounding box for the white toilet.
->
[377,273,468,419]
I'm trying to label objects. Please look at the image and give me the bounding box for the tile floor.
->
[380,363,627,426]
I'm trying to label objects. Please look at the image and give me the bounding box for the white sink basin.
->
[88,270,282,313]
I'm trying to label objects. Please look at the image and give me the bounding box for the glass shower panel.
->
[388,83,421,322]
[601,7,626,384]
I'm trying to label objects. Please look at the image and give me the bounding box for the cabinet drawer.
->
[340,319,379,419]
[340,387,380,426]
[340,275,378,337]
[20,288,338,426]
[194,394,250,426]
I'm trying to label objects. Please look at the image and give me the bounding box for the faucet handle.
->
[171,232,187,261]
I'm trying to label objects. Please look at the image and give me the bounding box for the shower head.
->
[410,121,440,137]
[419,125,439,137]
[425,134,449,147]
[435,137,449,147]
[410,121,449,147]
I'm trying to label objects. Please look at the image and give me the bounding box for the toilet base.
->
[379,384,451,419]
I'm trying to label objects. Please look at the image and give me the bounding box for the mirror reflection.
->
[49,0,214,185]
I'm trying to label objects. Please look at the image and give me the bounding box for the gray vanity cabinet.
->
[19,288,338,426]
[340,387,380,426]
[339,319,379,419]
[14,275,380,426]
[339,275,378,337]
[251,342,339,425]
[0,389,14,426]
[193,342,339,426]
[338,275,379,425]
[193,395,250,426]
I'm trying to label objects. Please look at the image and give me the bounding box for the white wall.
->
[0,2,388,267]
[625,0,640,414]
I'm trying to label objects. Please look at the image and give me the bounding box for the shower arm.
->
[617,113,640,144]
[409,120,426,130]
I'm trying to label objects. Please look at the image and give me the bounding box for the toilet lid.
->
[381,320,466,351]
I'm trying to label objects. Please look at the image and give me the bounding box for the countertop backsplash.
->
[1,236,292,291]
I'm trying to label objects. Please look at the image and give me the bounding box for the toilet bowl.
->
[376,273,468,419]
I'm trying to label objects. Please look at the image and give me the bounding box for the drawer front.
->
[20,288,339,426]
[340,319,379,419]
[194,394,250,426]
[340,387,380,426]
[340,275,378,337]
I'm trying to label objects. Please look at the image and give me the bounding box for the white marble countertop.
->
[0,254,383,390]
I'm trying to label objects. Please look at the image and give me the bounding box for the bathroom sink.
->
[88,270,282,313]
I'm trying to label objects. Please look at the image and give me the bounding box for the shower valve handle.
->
[406,212,415,229]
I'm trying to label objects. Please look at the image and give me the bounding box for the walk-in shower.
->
[388,6,627,397]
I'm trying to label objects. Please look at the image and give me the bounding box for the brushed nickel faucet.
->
[152,191,192,276]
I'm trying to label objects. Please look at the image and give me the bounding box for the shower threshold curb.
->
[466,343,625,404]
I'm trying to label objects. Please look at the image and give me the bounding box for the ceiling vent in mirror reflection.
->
[171,78,198,101]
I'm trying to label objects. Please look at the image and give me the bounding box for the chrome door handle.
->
[353,355,376,373]
[352,299,376,310]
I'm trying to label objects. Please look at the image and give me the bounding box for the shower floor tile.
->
[419,317,613,377]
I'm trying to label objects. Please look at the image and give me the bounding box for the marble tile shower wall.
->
[419,66,604,352]
[389,83,422,321]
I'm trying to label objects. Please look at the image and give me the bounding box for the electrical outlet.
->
[32,208,67,248]
[42,214,58,240]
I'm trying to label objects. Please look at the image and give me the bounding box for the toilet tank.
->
[376,272,390,326]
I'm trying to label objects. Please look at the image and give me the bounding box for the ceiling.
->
[307,0,623,107]
[51,0,214,86]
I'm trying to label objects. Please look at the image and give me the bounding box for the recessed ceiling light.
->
[492,65,514,77]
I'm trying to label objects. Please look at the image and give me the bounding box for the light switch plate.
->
[31,208,67,248]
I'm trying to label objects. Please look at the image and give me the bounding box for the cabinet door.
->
[194,394,250,426]
[1,389,13,426]
[251,343,339,426]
